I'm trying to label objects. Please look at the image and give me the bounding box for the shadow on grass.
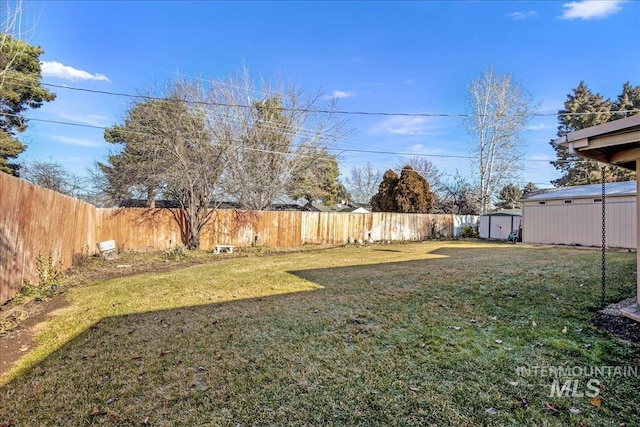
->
[0,245,638,426]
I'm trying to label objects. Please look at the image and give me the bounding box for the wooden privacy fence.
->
[1,172,454,304]
[99,209,453,251]
[1,173,96,304]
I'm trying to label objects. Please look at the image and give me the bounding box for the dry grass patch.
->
[0,241,638,426]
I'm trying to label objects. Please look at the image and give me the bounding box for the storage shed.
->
[479,212,522,240]
[521,182,636,249]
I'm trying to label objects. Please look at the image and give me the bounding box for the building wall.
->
[522,195,636,248]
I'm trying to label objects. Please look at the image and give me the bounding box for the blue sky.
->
[18,0,640,190]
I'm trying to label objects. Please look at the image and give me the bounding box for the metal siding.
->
[479,217,489,238]
[479,215,521,240]
[522,196,636,248]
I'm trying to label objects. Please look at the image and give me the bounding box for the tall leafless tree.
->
[345,162,381,204]
[208,69,349,210]
[463,67,536,214]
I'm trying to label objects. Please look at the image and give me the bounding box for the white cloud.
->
[526,123,553,131]
[58,112,111,128]
[370,116,433,136]
[560,0,626,20]
[507,10,538,20]
[322,90,357,99]
[52,135,104,148]
[41,61,111,82]
[333,90,356,98]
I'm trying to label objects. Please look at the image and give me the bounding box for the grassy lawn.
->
[0,241,638,426]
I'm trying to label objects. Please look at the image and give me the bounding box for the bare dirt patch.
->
[0,295,69,377]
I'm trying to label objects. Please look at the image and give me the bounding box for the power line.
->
[5,75,639,123]
[34,80,640,119]
[8,112,574,164]
[7,75,639,155]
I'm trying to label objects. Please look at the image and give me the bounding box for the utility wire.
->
[7,112,576,164]
[29,80,640,119]
[7,75,639,150]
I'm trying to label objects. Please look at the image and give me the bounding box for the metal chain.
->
[601,166,606,306]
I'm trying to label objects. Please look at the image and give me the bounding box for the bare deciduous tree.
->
[434,172,480,215]
[345,162,381,204]
[100,70,349,247]
[20,160,84,196]
[463,67,536,214]
[101,79,230,249]
[208,69,349,210]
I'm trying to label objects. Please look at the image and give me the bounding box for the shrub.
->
[165,246,188,261]
[35,252,64,287]
[460,225,479,238]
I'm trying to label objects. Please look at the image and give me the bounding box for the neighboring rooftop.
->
[521,181,637,201]
[119,199,307,211]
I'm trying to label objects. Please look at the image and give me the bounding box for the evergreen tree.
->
[371,167,434,213]
[0,35,55,175]
[550,81,637,186]
[522,182,539,196]
[288,150,346,207]
[371,169,399,212]
[613,82,640,118]
[495,184,523,210]
[100,99,166,207]
[394,166,435,213]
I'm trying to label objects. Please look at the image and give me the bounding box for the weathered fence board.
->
[0,173,96,303]
[1,173,455,304]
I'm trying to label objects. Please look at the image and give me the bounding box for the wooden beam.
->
[575,148,609,163]
[568,138,590,149]
[610,147,640,165]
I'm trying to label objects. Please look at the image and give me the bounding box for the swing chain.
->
[601,166,606,306]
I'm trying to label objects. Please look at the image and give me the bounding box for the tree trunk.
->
[187,231,200,250]
[146,187,156,208]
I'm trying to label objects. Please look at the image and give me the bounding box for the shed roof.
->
[521,181,636,201]
[480,212,522,217]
